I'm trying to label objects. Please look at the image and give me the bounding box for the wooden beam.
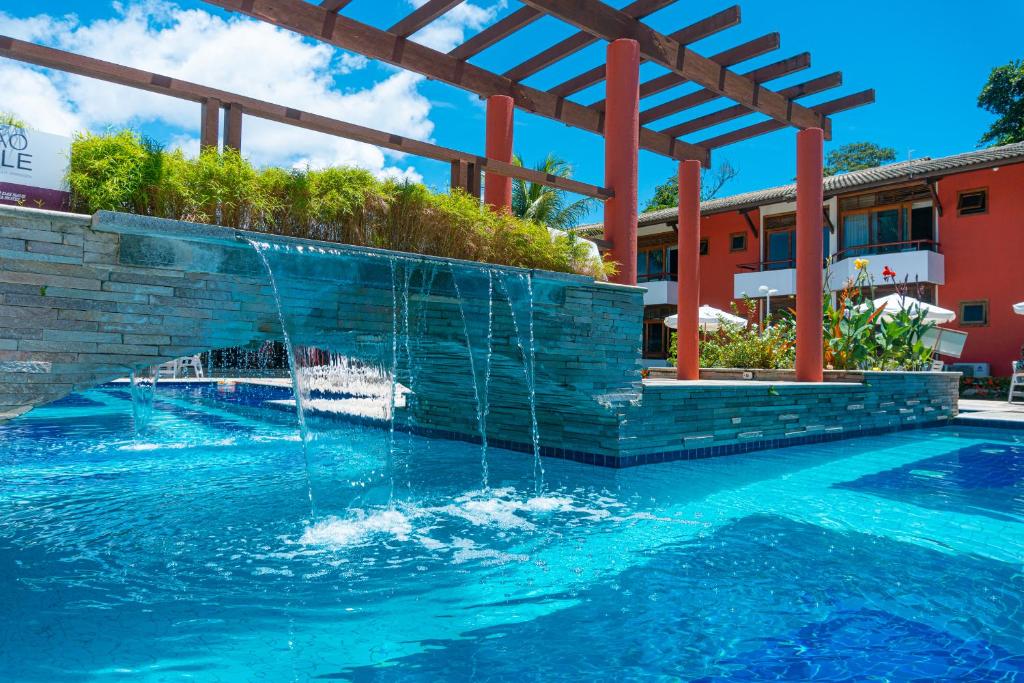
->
[698,89,875,149]
[447,7,540,60]
[648,53,811,125]
[519,0,829,133]
[389,0,463,38]
[661,71,841,138]
[202,0,708,163]
[223,102,243,151]
[0,35,614,199]
[926,179,944,217]
[200,97,220,149]
[740,209,757,237]
[319,0,354,13]
[503,0,674,82]
[635,33,780,106]
[547,6,741,98]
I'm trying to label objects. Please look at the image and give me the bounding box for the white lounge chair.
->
[1010,361,1024,404]
[154,355,205,380]
[177,355,205,379]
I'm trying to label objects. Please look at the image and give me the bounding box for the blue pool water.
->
[1,384,1022,681]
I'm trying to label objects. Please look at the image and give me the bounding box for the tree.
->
[978,59,1024,146]
[823,142,896,176]
[510,154,595,229]
[642,159,737,212]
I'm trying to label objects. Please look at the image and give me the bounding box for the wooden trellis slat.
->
[546,6,741,98]
[0,35,614,199]
[698,89,875,149]
[518,0,829,134]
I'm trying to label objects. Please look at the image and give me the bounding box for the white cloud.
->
[0,0,498,179]
[411,0,504,52]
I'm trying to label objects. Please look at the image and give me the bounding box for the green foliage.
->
[978,59,1024,146]
[667,301,796,369]
[510,154,595,230]
[819,261,936,371]
[0,112,27,129]
[66,131,612,277]
[643,160,738,212]
[823,142,896,176]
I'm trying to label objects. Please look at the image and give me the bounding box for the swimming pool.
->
[1,383,1022,681]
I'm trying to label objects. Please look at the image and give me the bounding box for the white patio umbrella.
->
[1014,301,1024,315]
[864,293,957,323]
[664,305,747,331]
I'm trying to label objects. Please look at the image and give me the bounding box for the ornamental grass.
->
[66,130,613,278]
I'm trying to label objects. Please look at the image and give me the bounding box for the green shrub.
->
[667,301,796,369]
[65,130,613,278]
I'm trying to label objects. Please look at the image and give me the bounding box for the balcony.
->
[829,240,944,289]
[733,240,944,299]
[641,279,677,306]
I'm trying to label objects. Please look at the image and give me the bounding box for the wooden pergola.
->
[1,0,876,383]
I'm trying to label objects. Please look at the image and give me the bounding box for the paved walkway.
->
[955,398,1024,428]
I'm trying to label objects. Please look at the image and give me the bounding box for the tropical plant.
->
[978,59,1024,146]
[510,154,595,229]
[823,142,897,176]
[667,300,796,369]
[643,159,738,212]
[818,259,936,371]
[65,130,614,278]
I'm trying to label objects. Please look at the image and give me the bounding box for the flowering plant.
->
[809,259,937,371]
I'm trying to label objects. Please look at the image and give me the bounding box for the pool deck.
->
[955,399,1024,429]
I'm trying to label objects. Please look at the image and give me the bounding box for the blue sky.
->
[3,0,1022,221]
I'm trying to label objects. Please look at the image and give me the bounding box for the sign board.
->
[0,125,71,210]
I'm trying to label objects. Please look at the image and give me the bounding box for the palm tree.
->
[509,154,595,229]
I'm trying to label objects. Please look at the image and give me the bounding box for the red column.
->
[676,160,701,380]
[795,128,824,382]
[603,38,640,285]
[484,95,514,212]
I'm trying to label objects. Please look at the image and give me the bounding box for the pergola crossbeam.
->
[636,32,782,101]
[0,35,613,199]
[519,0,829,135]
[650,53,811,127]
[447,7,540,60]
[546,6,741,98]
[388,0,464,38]
[661,71,841,138]
[698,89,875,149]
[502,0,675,82]
[203,0,708,163]
[319,0,353,13]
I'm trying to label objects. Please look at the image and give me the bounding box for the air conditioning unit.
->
[947,362,990,378]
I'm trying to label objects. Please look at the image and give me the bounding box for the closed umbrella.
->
[664,305,747,331]
[865,293,957,323]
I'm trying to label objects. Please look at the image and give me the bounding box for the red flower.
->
[882,266,896,279]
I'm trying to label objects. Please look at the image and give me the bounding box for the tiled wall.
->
[0,206,960,466]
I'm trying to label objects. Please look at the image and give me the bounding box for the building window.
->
[957,189,987,216]
[699,238,708,256]
[643,321,668,358]
[959,300,988,326]
[837,187,935,257]
[637,244,675,282]
[730,232,747,252]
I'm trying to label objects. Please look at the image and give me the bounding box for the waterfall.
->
[451,266,493,491]
[499,271,543,494]
[248,239,318,519]
[129,366,158,435]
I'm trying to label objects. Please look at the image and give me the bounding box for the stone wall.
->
[0,206,961,467]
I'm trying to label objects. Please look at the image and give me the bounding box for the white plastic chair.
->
[177,355,205,379]
[155,359,180,379]
[1009,361,1024,404]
